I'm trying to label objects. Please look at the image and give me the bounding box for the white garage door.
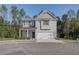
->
[37,33,54,40]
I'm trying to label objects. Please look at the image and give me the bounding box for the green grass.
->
[0,38,78,43]
[57,38,78,43]
[0,38,14,41]
[0,38,27,41]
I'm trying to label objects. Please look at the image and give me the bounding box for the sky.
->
[1,4,79,21]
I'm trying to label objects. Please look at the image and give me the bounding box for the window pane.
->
[43,20,49,25]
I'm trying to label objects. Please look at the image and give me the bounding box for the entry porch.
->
[19,28,35,39]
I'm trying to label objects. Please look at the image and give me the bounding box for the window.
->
[43,20,49,25]
[23,22,25,25]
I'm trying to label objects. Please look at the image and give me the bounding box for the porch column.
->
[19,29,21,39]
[30,30,32,40]
[27,29,29,37]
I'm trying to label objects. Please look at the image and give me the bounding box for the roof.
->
[21,10,57,21]
[34,9,57,19]
[21,16,32,21]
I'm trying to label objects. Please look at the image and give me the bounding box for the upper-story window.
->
[43,20,49,25]
[23,22,25,25]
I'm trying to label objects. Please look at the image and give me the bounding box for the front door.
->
[32,32,35,38]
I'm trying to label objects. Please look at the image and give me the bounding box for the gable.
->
[35,10,57,20]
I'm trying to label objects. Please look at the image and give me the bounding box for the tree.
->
[57,16,63,37]
[11,5,19,26]
[77,9,79,20]
[62,14,68,21]
[67,9,75,21]
[19,8,26,17]
[11,5,19,38]
[18,8,26,25]
[73,20,79,39]
[61,14,70,38]
[0,16,4,37]
[1,5,7,21]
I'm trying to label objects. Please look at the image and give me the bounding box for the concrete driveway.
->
[0,41,79,55]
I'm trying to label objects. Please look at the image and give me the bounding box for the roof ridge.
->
[35,9,57,19]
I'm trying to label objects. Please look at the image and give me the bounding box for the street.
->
[0,42,79,55]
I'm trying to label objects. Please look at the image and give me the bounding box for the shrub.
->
[26,37,30,40]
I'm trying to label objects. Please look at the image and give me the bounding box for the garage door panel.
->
[37,33,54,40]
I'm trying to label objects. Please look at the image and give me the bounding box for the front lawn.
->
[0,38,28,41]
[57,38,78,43]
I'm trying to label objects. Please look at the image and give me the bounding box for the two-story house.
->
[19,10,57,42]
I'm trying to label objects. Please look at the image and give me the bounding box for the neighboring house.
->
[19,10,57,42]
